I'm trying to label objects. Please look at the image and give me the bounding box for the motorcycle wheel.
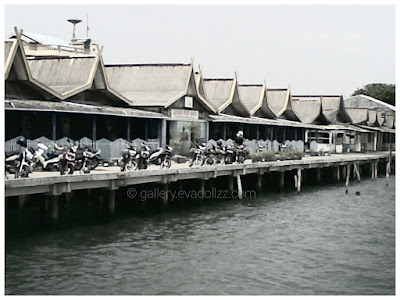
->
[238,154,245,164]
[161,157,172,169]
[15,165,29,179]
[225,155,232,164]
[193,156,203,167]
[59,161,66,175]
[141,160,148,170]
[205,156,215,166]
[126,160,137,171]
[83,161,91,174]
[67,164,75,175]
[91,158,99,170]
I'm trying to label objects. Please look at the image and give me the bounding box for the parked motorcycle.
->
[236,144,247,164]
[34,142,65,171]
[58,141,78,175]
[75,145,102,173]
[149,145,173,169]
[6,136,36,179]
[119,143,138,172]
[189,142,207,167]
[137,142,151,170]
[224,144,234,164]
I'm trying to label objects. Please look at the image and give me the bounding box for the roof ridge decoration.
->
[4,39,18,80]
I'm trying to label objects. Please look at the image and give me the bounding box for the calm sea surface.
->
[5,176,395,295]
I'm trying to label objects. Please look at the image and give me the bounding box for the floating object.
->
[355,191,361,196]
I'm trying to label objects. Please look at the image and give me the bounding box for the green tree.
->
[352,83,395,106]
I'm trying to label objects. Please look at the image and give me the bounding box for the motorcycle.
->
[236,144,247,164]
[148,145,173,169]
[34,142,65,171]
[119,143,138,171]
[224,144,234,164]
[14,146,36,179]
[189,142,207,167]
[58,142,78,175]
[137,142,150,170]
[75,145,102,173]
[204,145,217,166]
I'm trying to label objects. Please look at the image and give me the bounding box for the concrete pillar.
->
[160,119,167,147]
[108,189,116,215]
[279,172,284,191]
[205,122,209,142]
[256,125,260,141]
[50,195,59,224]
[353,163,361,182]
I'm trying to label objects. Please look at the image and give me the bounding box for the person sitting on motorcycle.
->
[233,131,244,161]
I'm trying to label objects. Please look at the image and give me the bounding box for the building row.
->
[4,28,395,157]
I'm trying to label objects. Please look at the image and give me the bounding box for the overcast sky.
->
[4,4,395,98]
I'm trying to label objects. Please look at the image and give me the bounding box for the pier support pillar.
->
[336,166,341,182]
[50,195,59,225]
[345,165,350,193]
[18,195,27,209]
[200,180,206,200]
[353,163,361,182]
[107,189,116,215]
[161,184,169,207]
[316,168,321,184]
[279,172,284,192]
[257,174,263,192]
[228,176,234,192]
[236,175,243,199]
[296,169,302,192]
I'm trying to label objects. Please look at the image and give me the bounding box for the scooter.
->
[224,145,234,164]
[34,143,65,171]
[236,144,247,164]
[119,143,138,171]
[148,145,173,169]
[14,146,36,179]
[75,145,102,173]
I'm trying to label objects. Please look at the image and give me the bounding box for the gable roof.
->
[344,94,395,111]
[291,95,329,124]
[4,40,19,80]
[202,76,250,116]
[104,63,215,111]
[320,95,352,123]
[266,88,299,121]
[8,31,72,48]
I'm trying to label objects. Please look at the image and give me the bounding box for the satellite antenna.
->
[67,19,82,39]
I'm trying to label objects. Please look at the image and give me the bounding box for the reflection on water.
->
[5,177,395,295]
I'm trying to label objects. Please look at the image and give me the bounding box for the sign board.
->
[184,97,193,108]
[171,109,199,120]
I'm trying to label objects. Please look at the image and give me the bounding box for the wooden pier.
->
[5,151,394,198]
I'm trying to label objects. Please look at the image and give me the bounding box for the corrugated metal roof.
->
[203,79,234,110]
[27,57,96,95]
[238,85,263,114]
[105,64,192,107]
[4,99,165,119]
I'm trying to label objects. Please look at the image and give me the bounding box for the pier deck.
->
[5,151,394,197]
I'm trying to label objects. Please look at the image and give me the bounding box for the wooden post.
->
[279,172,284,191]
[108,189,116,215]
[297,169,302,192]
[50,195,59,225]
[257,174,263,192]
[228,176,234,192]
[200,180,205,200]
[256,125,260,141]
[161,184,169,207]
[336,166,341,182]
[126,118,131,142]
[52,113,57,141]
[316,168,321,184]
[345,164,350,193]
[92,116,97,144]
[18,195,26,209]
[236,175,243,199]
[371,162,375,181]
[353,163,361,182]
[223,123,227,140]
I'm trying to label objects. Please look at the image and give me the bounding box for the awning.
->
[5,99,166,119]
[356,124,396,134]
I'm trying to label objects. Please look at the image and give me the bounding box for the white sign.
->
[184,97,193,108]
[171,109,199,120]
